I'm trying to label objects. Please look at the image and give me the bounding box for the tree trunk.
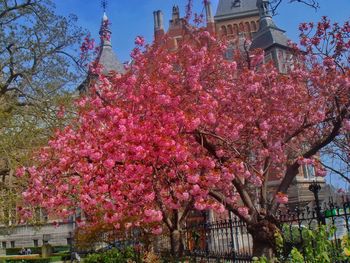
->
[247,219,280,259]
[170,229,184,258]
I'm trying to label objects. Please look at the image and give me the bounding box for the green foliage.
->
[0,0,85,225]
[6,247,41,255]
[84,247,141,263]
[51,246,69,253]
[257,225,350,262]
[4,259,50,263]
[5,246,69,256]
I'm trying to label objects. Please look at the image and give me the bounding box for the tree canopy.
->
[20,15,350,257]
[0,0,86,224]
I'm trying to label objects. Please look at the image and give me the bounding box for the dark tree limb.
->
[0,0,34,22]
[270,109,346,214]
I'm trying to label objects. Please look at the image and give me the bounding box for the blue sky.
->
[54,0,350,63]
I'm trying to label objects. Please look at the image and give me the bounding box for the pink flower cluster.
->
[19,17,350,233]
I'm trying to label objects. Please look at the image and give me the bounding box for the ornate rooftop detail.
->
[250,0,289,50]
[96,12,125,75]
[215,0,259,21]
[78,10,125,93]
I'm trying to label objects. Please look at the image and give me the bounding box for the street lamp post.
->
[309,181,325,225]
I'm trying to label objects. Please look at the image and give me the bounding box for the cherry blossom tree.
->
[19,16,350,258]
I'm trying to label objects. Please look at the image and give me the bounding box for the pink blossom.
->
[134,36,145,46]
[151,226,163,235]
[16,167,26,177]
[276,192,288,204]
[238,207,249,217]
[187,174,199,184]
[103,159,115,169]
[315,168,327,177]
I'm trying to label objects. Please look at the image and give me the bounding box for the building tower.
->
[78,11,125,92]
[250,0,291,72]
[97,12,125,75]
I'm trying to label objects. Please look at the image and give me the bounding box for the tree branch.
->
[0,0,34,22]
[270,110,346,213]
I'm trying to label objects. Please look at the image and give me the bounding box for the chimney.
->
[204,1,215,35]
[204,0,214,23]
[153,10,165,43]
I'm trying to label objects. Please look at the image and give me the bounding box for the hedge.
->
[6,247,41,255]
[6,246,69,255]
[52,246,69,253]
[5,259,50,263]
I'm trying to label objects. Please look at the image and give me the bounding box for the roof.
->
[96,43,125,75]
[250,0,289,50]
[97,13,125,75]
[250,26,289,50]
[78,13,125,92]
[215,0,259,21]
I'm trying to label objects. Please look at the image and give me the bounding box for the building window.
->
[264,52,273,63]
[33,239,39,247]
[251,21,257,32]
[233,24,239,36]
[303,165,315,179]
[227,24,233,35]
[239,23,244,32]
[2,242,6,249]
[175,37,183,47]
[10,241,15,248]
[221,25,227,36]
[244,22,251,37]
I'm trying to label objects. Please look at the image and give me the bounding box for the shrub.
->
[6,247,41,255]
[5,259,50,263]
[255,225,350,262]
[5,246,69,256]
[84,247,140,263]
[52,246,69,253]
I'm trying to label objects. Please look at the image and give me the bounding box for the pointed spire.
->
[99,11,112,47]
[96,11,125,75]
[78,0,124,92]
[101,0,108,13]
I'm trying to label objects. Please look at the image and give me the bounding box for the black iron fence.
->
[181,193,350,262]
[184,216,253,263]
[92,183,350,262]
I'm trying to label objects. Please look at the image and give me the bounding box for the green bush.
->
[5,259,50,263]
[255,225,349,263]
[52,246,69,253]
[84,247,140,263]
[6,247,41,255]
[5,246,69,256]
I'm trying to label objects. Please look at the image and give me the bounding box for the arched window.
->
[221,25,227,36]
[239,22,244,32]
[251,21,257,32]
[233,24,239,36]
[244,22,251,38]
[228,24,233,35]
